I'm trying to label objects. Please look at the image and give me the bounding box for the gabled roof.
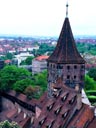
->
[48,18,85,64]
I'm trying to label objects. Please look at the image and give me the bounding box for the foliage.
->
[24,86,42,99]
[6,53,14,60]
[20,56,34,65]
[87,95,96,103]
[13,78,33,92]
[86,90,96,96]
[0,120,21,128]
[87,68,96,81]
[33,70,47,92]
[84,75,96,90]
[85,75,96,105]
[25,56,34,65]
[0,65,31,91]
[0,53,14,61]
[76,42,96,55]
[32,43,55,56]
[0,65,47,99]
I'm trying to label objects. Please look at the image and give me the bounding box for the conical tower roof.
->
[48,17,85,64]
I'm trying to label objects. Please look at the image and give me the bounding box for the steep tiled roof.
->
[7,109,31,128]
[48,18,85,64]
[88,117,96,128]
[33,81,95,128]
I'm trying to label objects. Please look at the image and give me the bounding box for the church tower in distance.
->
[47,4,85,97]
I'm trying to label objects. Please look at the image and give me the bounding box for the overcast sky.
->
[0,0,96,36]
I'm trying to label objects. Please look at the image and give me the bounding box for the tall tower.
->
[47,3,85,97]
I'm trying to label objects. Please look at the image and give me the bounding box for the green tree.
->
[0,120,21,128]
[24,85,41,99]
[85,75,96,90]
[13,78,33,92]
[25,56,34,65]
[0,65,31,91]
[6,53,14,60]
[87,68,96,81]
[33,70,47,92]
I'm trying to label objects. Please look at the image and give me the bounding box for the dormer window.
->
[69,96,76,104]
[46,124,52,128]
[62,111,69,119]
[39,118,46,126]
[54,107,61,115]
[61,94,68,102]
[53,92,59,98]
[53,89,62,98]
[46,121,54,128]
[47,103,54,111]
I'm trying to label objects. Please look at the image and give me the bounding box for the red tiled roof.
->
[35,55,49,61]
[88,118,96,128]
[4,59,11,64]
[33,80,95,128]
[6,109,17,119]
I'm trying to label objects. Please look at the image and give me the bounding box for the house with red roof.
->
[32,55,49,74]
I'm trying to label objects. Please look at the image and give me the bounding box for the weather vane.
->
[66,0,69,17]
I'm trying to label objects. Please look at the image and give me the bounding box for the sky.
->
[0,0,96,36]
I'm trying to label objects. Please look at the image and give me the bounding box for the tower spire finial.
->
[66,0,69,17]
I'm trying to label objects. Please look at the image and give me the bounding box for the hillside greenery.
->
[76,42,96,55]
[32,42,96,56]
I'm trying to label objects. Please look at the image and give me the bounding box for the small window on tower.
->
[67,66,70,70]
[53,65,55,68]
[81,65,85,69]
[74,65,77,69]
[74,76,76,79]
[47,63,49,67]
[80,75,84,80]
[50,64,52,67]
[67,75,70,79]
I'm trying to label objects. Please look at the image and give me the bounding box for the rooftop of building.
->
[35,55,49,61]
[48,18,85,64]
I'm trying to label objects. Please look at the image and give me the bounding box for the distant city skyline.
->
[0,0,96,37]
